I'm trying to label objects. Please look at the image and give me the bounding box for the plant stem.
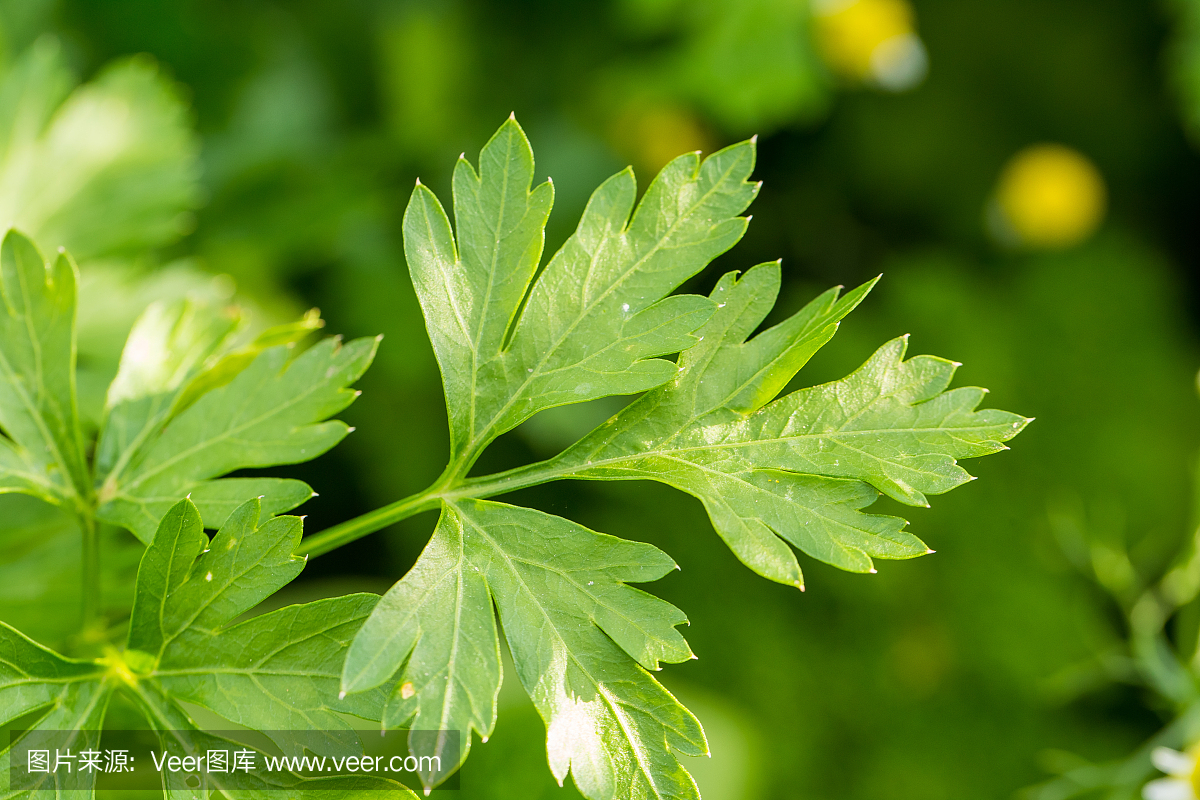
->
[299,491,442,558]
[299,457,571,559]
[80,512,101,631]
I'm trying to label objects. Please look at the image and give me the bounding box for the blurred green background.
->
[5,0,1200,798]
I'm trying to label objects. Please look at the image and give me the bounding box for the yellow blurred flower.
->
[990,144,1107,249]
[812,0,928,91]
[1144,745,1200,799]
[612,102,715,176]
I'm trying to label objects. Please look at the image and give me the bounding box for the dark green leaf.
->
[344,499,700,795]
[97,337,376,542]
[0,230,88,506]
[0,621,109,799]
[127,498,389,753]
[405,117,756,467]
[558,263,1031,584]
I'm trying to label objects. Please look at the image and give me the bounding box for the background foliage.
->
[3,0,1200,798]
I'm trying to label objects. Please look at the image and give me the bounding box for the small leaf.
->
[0,230,88,505]
[558,263,1030,583]
[0,36,200,260]
[345,499,700,796]
[97,336,376,542]
[405,117,756,467]
[341,506,503,787]
[0,621,109,797]
[128,498,394,757]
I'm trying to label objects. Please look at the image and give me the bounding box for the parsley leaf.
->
[0,226,372,649]
[343,499,701,795]
[556,263,1031,584]
[125,498,411,796]
[405,116,756,471]
[0,227,373,543]
[0,36,199,260]
[94,297,351,542]
[0,621,108,797]
[0,230,88,507]
[340,118,1029,799]
[126,498,392,753]
[1,498,414,799]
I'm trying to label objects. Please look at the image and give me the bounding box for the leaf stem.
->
[299,489,442,558]
[299,457,572,559]
[79,512,102,632]
[451,457,571,499]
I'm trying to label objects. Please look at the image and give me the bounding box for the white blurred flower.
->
[1144,746,1199,800]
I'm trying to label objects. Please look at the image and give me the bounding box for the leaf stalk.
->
[299,456,573,558]
[79,511,102,634]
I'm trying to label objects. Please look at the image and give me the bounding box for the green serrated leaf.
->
[0,230,88,506]
[93,297,324,537]
[339,506,502,787]
[127,498,391,757]
[97,336,376,542]
[344,499,700,795]
[95,297,242,483]
[405,117,756,469]
[336,119,1029,797]
[127,686,415,800]
[0,621,110,799]
[556,263,1030,583]
[3,495,409,800]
